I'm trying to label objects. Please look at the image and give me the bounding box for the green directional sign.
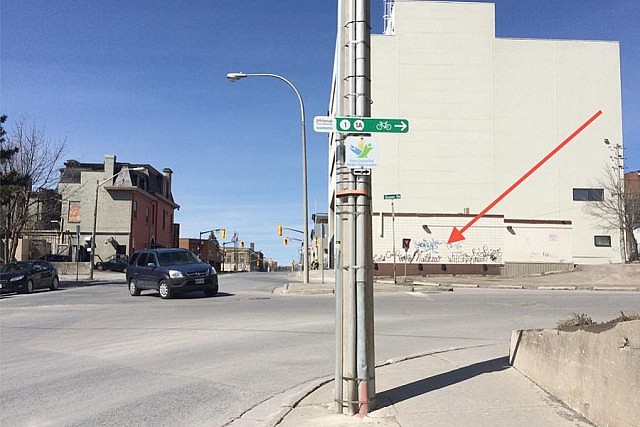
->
[335,117,409,134]
[384,194,402,200]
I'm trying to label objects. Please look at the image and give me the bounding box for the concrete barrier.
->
[52,262,90,275]
[510,320,640,427]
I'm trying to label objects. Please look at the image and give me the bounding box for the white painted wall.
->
[368,0,623,265]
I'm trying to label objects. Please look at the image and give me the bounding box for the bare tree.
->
[584,166,640,262]
[1,119,66,261]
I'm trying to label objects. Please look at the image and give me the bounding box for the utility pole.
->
[334,0,375,416]
[606,138,627,262]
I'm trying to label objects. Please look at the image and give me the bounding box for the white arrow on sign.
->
[394,121,408,132]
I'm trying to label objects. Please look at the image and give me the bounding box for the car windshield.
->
[156,251,201,266]
[0,262,29,273]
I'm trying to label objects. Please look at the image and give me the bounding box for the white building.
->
[328,1,624,275]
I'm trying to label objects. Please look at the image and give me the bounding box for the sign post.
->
[402,238,411,282]
[384,194,402,284]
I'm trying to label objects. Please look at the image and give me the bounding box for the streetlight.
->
[226,72,310,284]
[90,167,146,280]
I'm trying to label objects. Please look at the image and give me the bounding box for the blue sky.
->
[2,1,638,264]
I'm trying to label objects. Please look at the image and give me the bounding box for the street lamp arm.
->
[283,227,304,234]
[227,72,305,125]
[226,71,310,283]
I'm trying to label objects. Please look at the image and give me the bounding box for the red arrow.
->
[448,110,603,244]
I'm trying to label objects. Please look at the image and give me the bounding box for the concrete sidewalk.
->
[59,270,126,286]
[281,264,639,295]
[235,343,592,427]
[262,266,639,426]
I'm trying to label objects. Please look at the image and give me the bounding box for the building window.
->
[573,188,604,201]
[594,235,611,247]
[145,207,149,224]
[133,201,138,220]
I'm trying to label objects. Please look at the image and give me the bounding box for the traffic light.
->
[283,238,289,246]
[240,240,244,248]
[277,224,283,236]
[221,229,226,239]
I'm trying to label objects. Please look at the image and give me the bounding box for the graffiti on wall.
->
[373,238,503,264]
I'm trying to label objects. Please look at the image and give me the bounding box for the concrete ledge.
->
[412,281,440,287]
[493,284,524,289]
[537,286,578,291]
[592,286,639,292]
[451,283,479,288]
[510,320,640,427]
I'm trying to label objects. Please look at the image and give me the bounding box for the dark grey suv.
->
[126,248,218,299]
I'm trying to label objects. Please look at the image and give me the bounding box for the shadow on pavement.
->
[375,356,511,410]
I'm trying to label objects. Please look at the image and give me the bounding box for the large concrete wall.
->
[509,320,640,427]
[367,0,623,265]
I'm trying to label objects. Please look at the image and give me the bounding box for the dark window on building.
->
[145,207,149,224]
[594,235,612,247]
[133,201,138,220]
[573,188,604,201]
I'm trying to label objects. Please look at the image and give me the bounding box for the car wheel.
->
[50,276,59,291]
[204,285,218,297]
[159,280,171,299]
[129,279,141,296]
[25,280,34,294]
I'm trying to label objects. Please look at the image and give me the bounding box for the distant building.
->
[328,0,624,275]
[15,189,62,260]
[222,243,264,272]
[625,170,640,261]
[57,154,179,261]
[311,213,329,269]
[179,237,223,272]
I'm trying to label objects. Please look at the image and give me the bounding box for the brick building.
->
[57,155,179,261]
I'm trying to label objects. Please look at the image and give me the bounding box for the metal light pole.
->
[226,72,310,284]
[90,167,145,280]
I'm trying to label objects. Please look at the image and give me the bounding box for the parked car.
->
[126,248,218,299]
[0,260,60,294]
[95,254,128,272]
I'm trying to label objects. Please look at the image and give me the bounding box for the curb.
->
[227,376,333,427]
[592,286,639,292]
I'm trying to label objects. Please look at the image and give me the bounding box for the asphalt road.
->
[1,272,638,426]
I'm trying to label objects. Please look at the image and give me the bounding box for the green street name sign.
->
[384,194,402,200]
[335,117,409,134]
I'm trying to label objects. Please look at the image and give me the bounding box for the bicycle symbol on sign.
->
[376,120,392,131]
